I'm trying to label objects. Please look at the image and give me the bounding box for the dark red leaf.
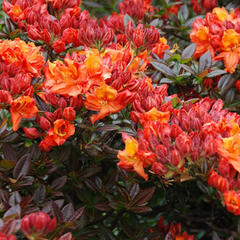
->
[51,176,67,190]
[13,154,31,180]
[3,144,17,162]
[67,207,85,222]
[62,203,74,222]
[52,201,63,223]
[132,187,156,206]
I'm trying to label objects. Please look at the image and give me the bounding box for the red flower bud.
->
[44,112,55,123]
[63,107,76,121]
[208,169,229,193]
[39,116,51,131]
[175,132,192,155]
[54,108,63,120]
[27,25,41,41]
[236,80,240,92]
[170,149,181,167]
[21,212,56,237]
[52,39,66,54]
[0,233,16,240]
[133,28,145,48]
[41,29,51,43]
[23,127,43,139]
[58,97,67,109]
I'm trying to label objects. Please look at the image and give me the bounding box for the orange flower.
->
[84,84,133,123]
[139,108,170,126]
[40,119,75,151]
[223,190,240,215]
[0,39,44,77]
[152,37,170,59]
[212,7,232,22]
[10,96,38,131]
[44,52,110,97]
[190,22,214,58]
[217,134,240,173]
[8,5,24,21]
[117,134,153,180]
[215,29,240,73]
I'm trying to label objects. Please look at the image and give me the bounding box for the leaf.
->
[199,51,212,73]
[0,190,9,204]
[151,62,176,78]
[34,93,49,111]
[181,43,196,60]
[178,4,189,20]
[3,144,17,162]
[217,74,232,90]
[67,207,85,222]
[58,233,73,240]
[225,88,235,104]
[62,203,74,222]
[82,1,103,7]
[0,119,7,135]
[0,160,15,170]
[81,167,102,178]
[206,70,226,78]
[33,185,46,203]
[3,205,21,218]
[131,206,152,213]
[150,19,160,27]
[132,187,155,206]
[13,154,31,180]
[129,184,140,200]
[9,192,21,207]
[51,201,63,223]
[97,125,120,131]
[95,202,111,211]
[160,78,174,84]
[51,176,67,190]
[168,54,181,63]
[1,219,18,236]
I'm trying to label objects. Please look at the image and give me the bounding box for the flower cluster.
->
[190,7,240,73]
[0,38,44,131]
[0,211,74,240]
[191,0,218,14]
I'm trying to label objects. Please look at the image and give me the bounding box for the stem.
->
[124,53,136,73]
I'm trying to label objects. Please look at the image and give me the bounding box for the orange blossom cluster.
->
[190,7,240,73]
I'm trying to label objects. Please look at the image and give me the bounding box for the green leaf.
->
[168,54,181,63]
[0,159,15,170]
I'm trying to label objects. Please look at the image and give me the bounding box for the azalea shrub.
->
[1,0,240,239]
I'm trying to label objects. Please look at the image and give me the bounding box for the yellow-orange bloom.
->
[223,190,240,215]
[0,38,44,77]
[217,134,240,173]
[214,29,240,73]
[139,108,170,126]
[152,37,170,59]
[10,96,38,131]
[84,84,133,123]
[40,119,75,151]
[44,51,112,97]
[212,7,232,22]
[118,134,149,180]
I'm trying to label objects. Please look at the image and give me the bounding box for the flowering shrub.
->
[0,0,240,239]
